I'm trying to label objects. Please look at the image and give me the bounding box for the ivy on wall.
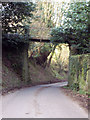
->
[68,53,90,91]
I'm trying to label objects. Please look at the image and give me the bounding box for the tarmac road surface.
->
[1,82,88,118]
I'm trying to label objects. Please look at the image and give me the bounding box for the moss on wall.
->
[68,53,90,92]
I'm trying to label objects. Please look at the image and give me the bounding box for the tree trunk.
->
[47,44,57,67]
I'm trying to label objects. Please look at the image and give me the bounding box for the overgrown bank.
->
[2,43,68,94]
[2,60,66,94]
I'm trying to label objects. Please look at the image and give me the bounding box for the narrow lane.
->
[2,82,88,118]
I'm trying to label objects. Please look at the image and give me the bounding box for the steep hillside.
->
[29,61,59,85]
[2,58,62,94]
[2,62,21,94]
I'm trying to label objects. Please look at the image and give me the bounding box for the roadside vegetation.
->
[1,1,90,111]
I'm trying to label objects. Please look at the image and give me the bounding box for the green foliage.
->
[70,83,79,91]
[2,2,35,33]
[68,53,90,92]
[29,42,52,67]
[2,2,36,45]
[79,89,88,95]
[29,42,52,58]
[63,86,70,89]
[62,2,89,30]
[40,43,52,53]
[50,2,90,54]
